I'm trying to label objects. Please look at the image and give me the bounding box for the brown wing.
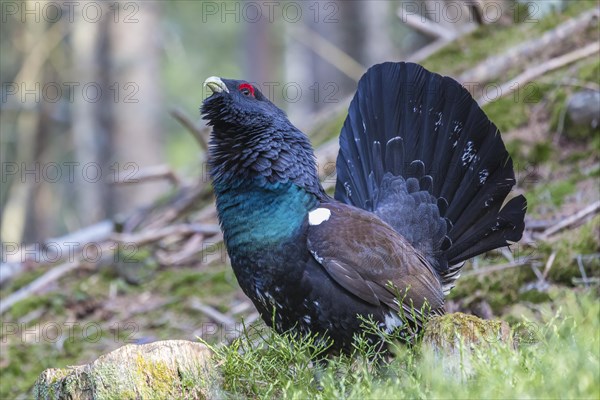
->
[306,202,445,325]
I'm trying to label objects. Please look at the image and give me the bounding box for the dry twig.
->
[459,8,599,85]
[538,201,600,240]
[289,24,365,82]
[477,41,600,106]
[111,164,180,186]
[397,6,460,40]
[0,251,110,315]
[189,297,235,326]
[170,108,210,152]
[461,257,534,277]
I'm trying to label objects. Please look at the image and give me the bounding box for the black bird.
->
[201,62,526,353]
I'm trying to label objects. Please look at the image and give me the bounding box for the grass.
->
[202,291,599,399]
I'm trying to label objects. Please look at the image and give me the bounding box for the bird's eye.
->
[238,83,255,97]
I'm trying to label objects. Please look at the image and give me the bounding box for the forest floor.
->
[1,3,599,399]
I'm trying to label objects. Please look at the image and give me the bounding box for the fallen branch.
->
[170,108,210,152]
[142,184,208,231]
[407,38,455,63]
[541,252,557,280]
[459,8,599,85]
[477,41,600,106]
[461,257,534,277]
[111,164,180,186]
[111,223,220,247]
[538,201,600,240]
[524,219,554,231]
[397,6,459,40]
[1,258,87,315]
[189,297,235,326]
[289,24,365,82]
[0,220,115,287]
[155,233,205,266]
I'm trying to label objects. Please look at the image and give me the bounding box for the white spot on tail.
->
[310,250,324,264]
[343,182,352,197]
[308,208,331,226]
[383,312,403,333]
[478,169,489,185]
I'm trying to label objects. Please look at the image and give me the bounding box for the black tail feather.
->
[334,62,526,291]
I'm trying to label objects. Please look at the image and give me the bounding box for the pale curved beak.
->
[204,76,229,94]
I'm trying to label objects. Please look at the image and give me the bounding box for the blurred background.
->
[1,0,598,397]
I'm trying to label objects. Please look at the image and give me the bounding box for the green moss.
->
[7,294,57,319]
[423,313,510,349]
[530,142,554,165]
[564,122,599,142]
[527,178,577,213]
[537,216,600,284]
[565,149,594,164]
[153,267,234,299]
[422,2,597,78]
[32,368,73,400]
[0,266,48,297]
[0,329,90,399]
[547,180,576,206]
[483,97,530,133]
[307,109,346,146]
[133,353,177,398]
[448,259,537,314]
[531,1,599,33]
[577,58,600,83]
[504,138,528,170]
[422,24,521,77]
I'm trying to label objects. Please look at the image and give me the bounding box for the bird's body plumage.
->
[201,63,526,352]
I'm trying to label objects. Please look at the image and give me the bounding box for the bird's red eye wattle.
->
[238,83,255,97]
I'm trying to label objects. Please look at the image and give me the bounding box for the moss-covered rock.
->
[33,340,217,400]
[423,312,512,350]
[422,313,513,378]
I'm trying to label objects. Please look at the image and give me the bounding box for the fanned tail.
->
[334,62,526,293]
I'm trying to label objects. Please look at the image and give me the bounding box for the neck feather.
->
[209,125,323,196]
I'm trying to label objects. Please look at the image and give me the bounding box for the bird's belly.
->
[240,257,393,353]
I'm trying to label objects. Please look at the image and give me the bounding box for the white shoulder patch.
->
[308,208,331,226]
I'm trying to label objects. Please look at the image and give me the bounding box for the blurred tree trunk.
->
[284,1,378,122]
[71,12,112,226]
[109,1,166,215]
[311,0,358,104]
[23,66,54,242]
[243,14,275,87]
[359,1,397,64]
[284,19,315,122]
[1,10,46,243]
[73,1,166,225]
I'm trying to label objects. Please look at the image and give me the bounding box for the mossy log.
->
[423,312,512,349]
[422,312,513,377]
[33,340,216,400]
[33,315,514,398]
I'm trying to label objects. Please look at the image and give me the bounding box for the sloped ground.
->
[1,4,599,398]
